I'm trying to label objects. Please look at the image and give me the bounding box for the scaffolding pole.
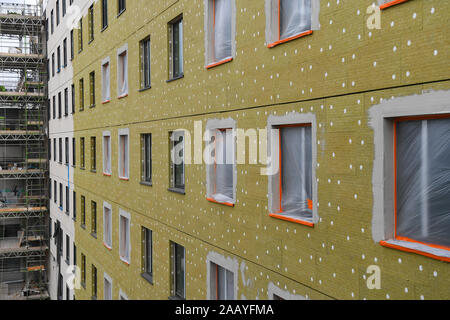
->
[0,0,48,300]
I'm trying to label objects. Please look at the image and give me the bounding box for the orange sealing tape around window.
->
[207,197,235,207]
[380,241,450,262]
[269,213,314,228]
[380,0,410,10]
[394,236,450,252]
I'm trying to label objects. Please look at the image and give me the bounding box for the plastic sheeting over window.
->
[209,129,234,204]
[213,0,232,62]
[171,131,185,189]
[396,118,450,248]
[277,125,313,222]
[118,52,128,96]
[280,0,311,40]
[102,62,110,101]
[119,134,129,178]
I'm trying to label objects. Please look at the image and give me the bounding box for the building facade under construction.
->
[0,1,48,300]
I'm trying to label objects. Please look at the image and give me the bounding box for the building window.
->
[168,16,183,80]
[206,127,235,206]
[54,180,57,203]
[119,210,131,264]
[53,138,57,161]
[59,183,63,209]
[81,253,86,287]
[73,244,77,268]
[72,137,76,166]
[268,122,315,227]
[65,186,69,214]
[205,0,234,68]
[117,46,128,98]
[141,134,152,184]
[73,191,77,221]
[118,0,126,15]
[56,0,60,25]
[91,201,97,236]
[103,202,112,249]
[140,37,151,89]
[80,137,85,169]
[64,88,69,116]
[170,242,185,300]
[78,18,83,52]
[58,92,62,118]
[379,0,410,10]
[70,30,74,60]
[392,117,450,250]
[89,71,96,107]
[65,137,69,164]
[104,274,112,300]
[59,137,62,162]
[52,53,55,77]
[88,5,94,43]
[91,136,96,171]
[52,96,56,119]
[119,290,128,300]
[103,132,111,175]
[81,195,86,227]
[102,0,108,29]
[118,130,129,180]
[63,38,67,67]
[141,227,152,283]
[57,47,61,72]
[51,10,54,34]
[266,0,313,48]
[370,93,450,262]
[169,131,185,192]
[65,234,70,263]
[57,273,63,300]
[66,285,70,301]
[79,78,84,111]
[62,0,66,16]
[209,262,234,300]
[101,59,110,102]
[91,264,97,299]
[71,84,75,113]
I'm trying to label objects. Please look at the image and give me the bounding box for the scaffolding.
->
[0,0,48,300]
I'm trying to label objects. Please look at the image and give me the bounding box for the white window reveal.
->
[369,90,450,262]
[119,209,131,264]
[206,251,238,301]
[103,131,111,175]
[268,114,318,227]
[117,44,128,98]
[103,202,112,249]
[101,57,110,102]
[205,0,235,67]
[206,120,236,206]
[170,131,185,191]
[118,129,129,180]
[265,0,319,47]
[104,273,112,300]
